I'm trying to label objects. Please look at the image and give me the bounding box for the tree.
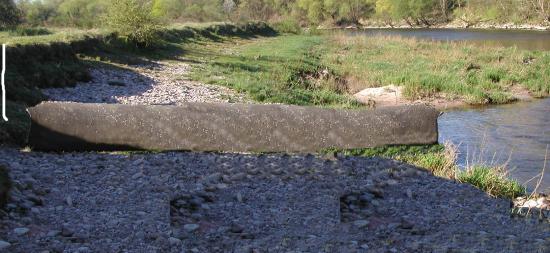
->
[104,0,162,47]
[151,0,184,21]
[0,0,21,29]
[57,0,107,27]
[223,0,237,19]
[324,0,375,24]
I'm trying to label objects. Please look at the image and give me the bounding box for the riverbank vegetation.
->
[183,33,550,107]
[322,34,550,105]
[186,35,359,107]
[4,0,550,30]
[457,166,526,199]
[323,144,527,199]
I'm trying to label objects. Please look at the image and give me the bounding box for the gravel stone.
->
[353,220,369,228]
[13,227,29,236]
[1,148,550,252]
[0,240,11,250]
[183,224,200,233]
[42,61,249,105]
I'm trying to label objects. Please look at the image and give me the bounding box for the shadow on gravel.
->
[42,60,161,105]
[162,154,550,252]
[1,149,550,252]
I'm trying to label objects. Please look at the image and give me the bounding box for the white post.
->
[1,44,7,122]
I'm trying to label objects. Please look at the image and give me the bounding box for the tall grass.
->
[327,142,528,199]
[457,166,526,199]
[322,33,550,105]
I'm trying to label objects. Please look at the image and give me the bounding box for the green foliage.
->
[458,166,526,199]
[295,0,375,25]
[0,0,21,29]
[151,0,184,21]
[104,0,162,48]
[8,27,51,36]
[272,18,302,34]
[57,0,107,27]
[16,0,58,26]
[11,0,550,28]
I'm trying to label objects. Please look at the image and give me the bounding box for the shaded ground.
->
[0,149,549,252]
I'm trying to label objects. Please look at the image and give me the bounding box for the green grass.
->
[0,27,105,45]
[326,144,526,199]
[322,34,550,105]
[186,35,360,108]
[323,144,458,178]
[458,166,526,199]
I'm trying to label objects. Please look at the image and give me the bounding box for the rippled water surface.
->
[439,99,550,192]
[351,28,550,51]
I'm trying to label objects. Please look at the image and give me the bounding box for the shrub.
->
[0,0,21,29]
[272,18,302,34]
[104,0,162,48]
[8,27,51,36]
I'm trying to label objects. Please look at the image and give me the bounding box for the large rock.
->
[27,102,439,152]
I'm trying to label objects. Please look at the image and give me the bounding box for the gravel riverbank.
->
[1,149,549,252]
[42,60,249,105]
[2,59,549,252]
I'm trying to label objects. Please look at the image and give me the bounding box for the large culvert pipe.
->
[27,102,439,152]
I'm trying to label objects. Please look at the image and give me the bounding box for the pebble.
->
[13,227,30,236]
[42,63,248,105]
[47,230,61,237]
[61,225,74,237]
[236,193,244,203]
[353,220,369,228]
[169,237,182,246]
[0,240,11,250]
[66,196,73,207]
[230,224,244,233]
[183,224,200,233]
[406,189,413,199]
[400,220,414,230]
[77,246,91,253]
[2,146,550,252]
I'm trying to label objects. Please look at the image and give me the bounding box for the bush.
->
[272,19,302,34]
[104,0,162,48]
[8,27,51,36]
[0,0,21,29]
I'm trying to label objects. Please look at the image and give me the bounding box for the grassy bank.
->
[183,33,550,108]
[185,35,359,108]
[322,34,550,105]
[324,144,526,199]
[0,22,279,145]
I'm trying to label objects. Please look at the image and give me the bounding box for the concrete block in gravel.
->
[27,102,439,152]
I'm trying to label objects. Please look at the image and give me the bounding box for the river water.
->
[354,28,550,51]
[439,100,550,192]
[353,28,550,192]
